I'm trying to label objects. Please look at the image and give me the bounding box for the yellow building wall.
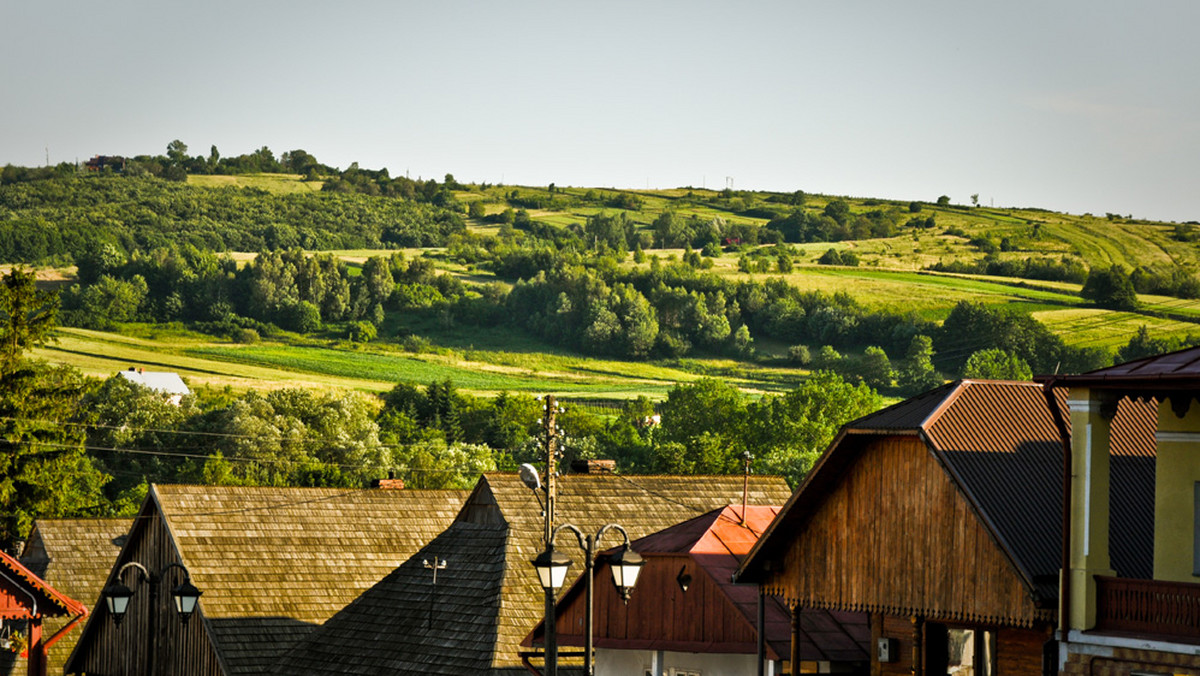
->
[1153,400,1200,582]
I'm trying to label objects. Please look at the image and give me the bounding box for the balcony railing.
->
[1095,575,1200,641]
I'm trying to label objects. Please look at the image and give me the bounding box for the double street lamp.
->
[532,523,645,676]
[103,561,202,676]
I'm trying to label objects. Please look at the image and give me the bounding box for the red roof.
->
[0,549,87,620]
[528,505,870,663]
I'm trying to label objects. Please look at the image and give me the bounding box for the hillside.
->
[3,169,1198,400]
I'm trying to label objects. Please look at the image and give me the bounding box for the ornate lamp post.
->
[103,561,202,676]
[532,523,645,676]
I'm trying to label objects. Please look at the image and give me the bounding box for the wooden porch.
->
[1094,575,1200,642]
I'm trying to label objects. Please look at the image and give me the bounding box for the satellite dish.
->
[518,463,542,491]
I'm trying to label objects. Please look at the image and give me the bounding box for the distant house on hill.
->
[4,519,128,676]
[274,471,794,675]
[64,483,469,676]
[737,380,1156,676]
[116,368,190,405]
[525,504,871,676]
[83,156,125,173]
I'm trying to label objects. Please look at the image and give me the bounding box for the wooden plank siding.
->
[764,436,1048,628]
[66,502,224,676]
[555,554,761,653]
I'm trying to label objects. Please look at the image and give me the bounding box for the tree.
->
[971,193,980,207]
[1081,265,1139,311]
[1117,325,1181,363]
[0,269,106,548]
[936,195,951,206]
[858,346,894,389]
[0,268,59,373]
[896,334,942,395]
[962,349,1032,380]
[166,139,189,166]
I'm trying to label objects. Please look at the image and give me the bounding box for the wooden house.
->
[4,519,127,676]
[274,471,794,675]
[737,380,1156,676]
[524,504,871,676]
[1042,347,1200,674]
[0,549,87,676]
[64,483,468,676]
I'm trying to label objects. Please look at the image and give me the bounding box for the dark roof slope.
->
[1041,344,1200,387]
[272,522,509,675]
[280,473,793,674]
[739,380,1157,607]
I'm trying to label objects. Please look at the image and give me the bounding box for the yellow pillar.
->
[1067,388,1116,631]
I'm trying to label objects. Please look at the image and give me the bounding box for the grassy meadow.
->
[26,174,1200,401]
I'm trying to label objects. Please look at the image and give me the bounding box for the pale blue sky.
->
[3,1,1197,222]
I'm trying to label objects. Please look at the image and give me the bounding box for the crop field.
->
[188,173,325,193]
[1032,308,1199,349]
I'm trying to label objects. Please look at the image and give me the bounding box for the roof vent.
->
[570,459,616,474]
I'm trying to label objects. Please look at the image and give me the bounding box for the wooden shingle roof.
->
[68,484,468,676]
[282,471,793,674]
[273,521,510,675]
[7,518,128,676]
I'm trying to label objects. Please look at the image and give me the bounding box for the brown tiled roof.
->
[273,522,509,675]
[739,380,1157,608]
[279,472,793,674]
[8,519,127,676]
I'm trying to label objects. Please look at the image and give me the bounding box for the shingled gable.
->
[65,483,468,676]
[6,519,127,676]
[279,471,793,675]
[523,505,870,665]
[737,380,1156,626]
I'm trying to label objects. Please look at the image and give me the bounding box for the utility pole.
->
[543,394,559,676]
[544,394,558,545]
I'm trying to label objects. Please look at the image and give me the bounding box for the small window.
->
[1193,482,1200,576]
[927,624,995,676]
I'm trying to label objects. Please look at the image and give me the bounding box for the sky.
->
[2,1,1198,222]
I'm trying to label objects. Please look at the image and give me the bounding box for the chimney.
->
[570,459,616,475]
[371,470,404,490]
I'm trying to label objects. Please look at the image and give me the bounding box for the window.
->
[1193,482,1200,576]
[926,624,996,676]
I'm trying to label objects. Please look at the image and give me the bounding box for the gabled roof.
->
[117,369,190,395]
[273,521,509,675]
[281,472,793,674]
[68,484,468,676]
[525,505,870,663]
[1040,344,1200,388]
[739,380,1157,608]
[0,549,87,619]
[10,518,127,676]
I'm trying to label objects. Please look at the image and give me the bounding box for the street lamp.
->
[532,523,645,676]
[102,561,202,675]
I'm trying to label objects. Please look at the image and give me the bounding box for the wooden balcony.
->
[1095,575,1200,641]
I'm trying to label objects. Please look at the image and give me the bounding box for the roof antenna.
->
[741,451,753,526]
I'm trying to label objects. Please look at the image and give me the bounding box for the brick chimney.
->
[371,471,404,490]
[570,459,616,474]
